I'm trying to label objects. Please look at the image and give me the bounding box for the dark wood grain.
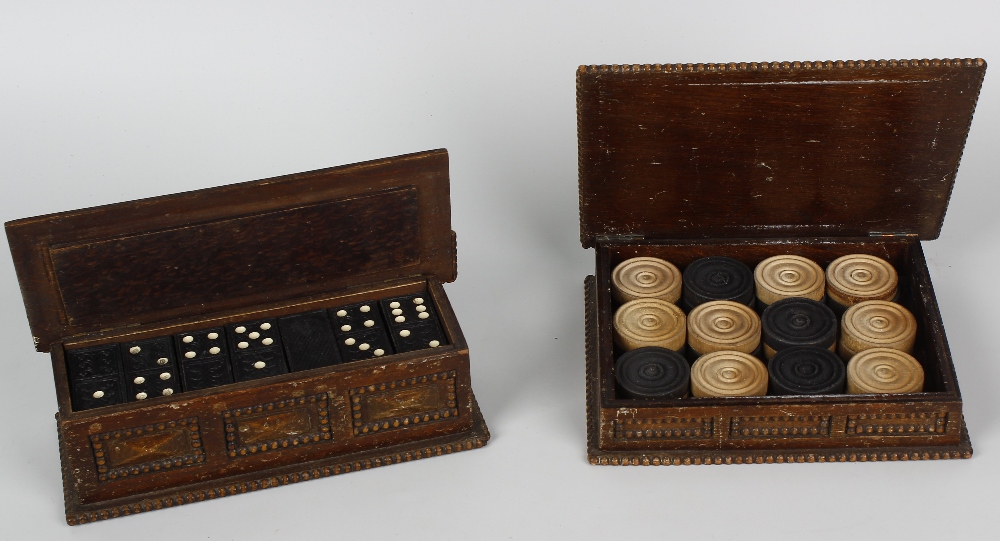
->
[577,59,986,247]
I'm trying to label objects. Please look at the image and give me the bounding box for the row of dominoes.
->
[66,292,448,411]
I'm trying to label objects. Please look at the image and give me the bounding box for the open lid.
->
[577,58,986,248]
[7,149,456,351]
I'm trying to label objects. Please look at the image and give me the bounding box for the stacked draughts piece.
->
[610,253,925,400]
[65,291,449,411]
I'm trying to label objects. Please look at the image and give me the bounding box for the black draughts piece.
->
[336,328,394,362]
[379,293,439,326]
[328,300,387,335]
[615,347,690,399]
[125,368,179,402]
[761,298,838,354]
[278,310,342,372]
[681,256,755,311]
[231,348,289,381]
[768,346,846,395]
[179,358,233,392]
[65,344,125,411]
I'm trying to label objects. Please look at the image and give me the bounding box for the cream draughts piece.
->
[847,348,924,394]
[691,351,768,397]
[754,255,825,306]
[611,257,683,304]
[613,299,686,352]
[826,254,898,308]
[687,300,761,355]
[839,300,917,361]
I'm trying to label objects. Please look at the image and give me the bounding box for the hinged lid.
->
[577,58,986,248]
[7,149,456,352]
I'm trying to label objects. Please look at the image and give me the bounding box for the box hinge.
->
[596,234,645,243]
[868,232,919,238]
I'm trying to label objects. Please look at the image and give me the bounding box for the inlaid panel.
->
[614,418,714,440]
[846,412,948,436]
[729,415,832,439]
[223,394,332,458]
[349,371,458,436]
[90,418,204,482]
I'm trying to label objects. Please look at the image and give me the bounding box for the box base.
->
[59,392,489,525]
[584,276,972,466]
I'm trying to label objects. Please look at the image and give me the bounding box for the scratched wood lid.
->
[612,257,682,304]
[690,351,768,397]
[615,347,690,399]
[826,254,898,308]
[577,59,986,247]
[847,348,925,394]
[839,300,917,361]
[687,301,761,356]
[754,255,825,307]
[613,299,686,352]
[6,150,457,352]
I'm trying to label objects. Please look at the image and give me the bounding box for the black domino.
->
[66,344,125,411]
[174,328,233,391]
[278,310,342,371]
[120,337,179,402]
[226,318,289,381]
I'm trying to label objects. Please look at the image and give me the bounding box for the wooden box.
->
[5,149,489,523]
[578,58,985,465]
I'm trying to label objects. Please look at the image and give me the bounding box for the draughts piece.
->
[66,344,125,410]
[126,367,179,401]
[328,301,386,334]
[839,300,917,361]
[614,347,690,399]
[687,300,761,357]
[760,298,837,360]
[768,346,846,395]
[826,254,898,315]
[611,257,683,304]
[754,255,825,308]
[613,299,686,352]
[174,327,228,362]
[847,348,925,394]
[231,348,289,381]
[390,321,448,353]
[226,318,283,351]
[179,358,234,391]
[379,293,439,326]
[681,256,755,311]
[690,351,768,397]
[277,310,342,372]
[120,336,177,374]
[337,327,395,362]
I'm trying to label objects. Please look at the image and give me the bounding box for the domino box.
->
[5,149,489,523]
[578,58,985,465]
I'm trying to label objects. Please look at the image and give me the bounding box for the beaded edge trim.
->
[58,398,490,525]
[578,58,985,74]
[583,276,973,466]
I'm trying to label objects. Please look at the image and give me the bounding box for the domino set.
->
[609,254,922,401]
[67,294,447,411]
[6,149,489,523]
[579,58,985,465]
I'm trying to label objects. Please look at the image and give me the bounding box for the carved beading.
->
[730,416,831,439]
[614,418,713,440]
[90,418,204,482]
[579,58,985,74]
[348,370,458,436]
[223,394,332,458]
[846,412,947,436]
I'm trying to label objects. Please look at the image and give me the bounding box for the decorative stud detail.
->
[730,416,831,438]
[89,417,204,482]
[222,394,332,458]
[846,412,948,436]
[614,418,713,440]
[348,370,459,436]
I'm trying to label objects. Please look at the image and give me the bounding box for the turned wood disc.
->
[768,346,846,395]
[826,254,898,308]
[612,257,683,304]
[754,255,825,306]
[761,298,838,359]
[690,351,768,397]
[613,299,686,352]
[615,347,690,399]
[681,256,755,310]
[839,300,917,361]
[847,348,925,394]
[687,300,761,356]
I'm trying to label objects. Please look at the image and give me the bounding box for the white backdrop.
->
[1,1,998,539]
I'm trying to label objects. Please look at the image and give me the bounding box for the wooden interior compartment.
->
[587,237,968,460]
[54,275,486,514]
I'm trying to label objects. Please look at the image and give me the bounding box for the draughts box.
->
[5,149,489,523]
[578,58,985,465]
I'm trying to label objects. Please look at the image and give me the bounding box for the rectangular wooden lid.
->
[577,58,986,248]
[6,149,456,351]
